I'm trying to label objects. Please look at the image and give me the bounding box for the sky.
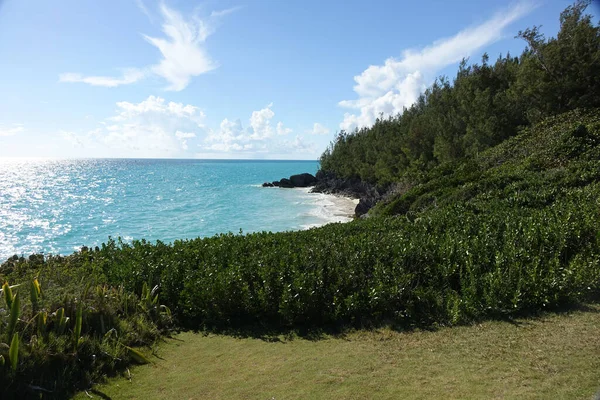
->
[0,0,595,160]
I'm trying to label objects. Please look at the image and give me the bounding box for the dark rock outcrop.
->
[354,197,377,217]
[265,173,318,189]
[311,170,382,217]
[312,171,378,198]
[289,173,318,187]
[278,178,294,188]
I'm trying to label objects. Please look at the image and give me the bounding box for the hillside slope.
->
[375,108,600,217]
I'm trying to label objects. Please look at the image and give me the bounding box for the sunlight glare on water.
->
[0,158,354,260]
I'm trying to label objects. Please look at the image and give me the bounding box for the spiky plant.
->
[9,333,18,371]
[73,301,83,351]
[30,279,42,312]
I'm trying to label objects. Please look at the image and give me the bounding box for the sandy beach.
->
[290,187,359,229]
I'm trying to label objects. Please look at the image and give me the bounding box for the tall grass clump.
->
[0,269,172,399]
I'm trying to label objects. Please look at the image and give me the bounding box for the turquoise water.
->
[0,159,354,261]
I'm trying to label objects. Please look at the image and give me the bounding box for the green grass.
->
[75,305,600,400]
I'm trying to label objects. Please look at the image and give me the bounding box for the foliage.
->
[374,108,600,216]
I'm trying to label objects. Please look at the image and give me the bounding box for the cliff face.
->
[311,170,382,217]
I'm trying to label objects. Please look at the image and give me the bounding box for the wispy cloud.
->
[339,1,536,131]
[59,69,146,87]
[211,6,243,18]
[60,3,237,91]
[0,124,24,137]
[134,0,154,23]
[143,3,221,91]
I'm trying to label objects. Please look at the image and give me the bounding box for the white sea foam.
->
[289,187,358,230]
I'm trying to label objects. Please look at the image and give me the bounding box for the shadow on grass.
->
[180,296,600,343]
[461,296,600,331]
[71,298,600,399]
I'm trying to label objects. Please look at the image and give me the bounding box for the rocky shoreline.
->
[263,171,382,217]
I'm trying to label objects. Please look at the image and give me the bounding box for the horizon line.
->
[0,156,320,162]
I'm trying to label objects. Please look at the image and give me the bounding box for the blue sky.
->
[0,0,591,159]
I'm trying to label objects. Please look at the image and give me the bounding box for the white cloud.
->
[278,135,317,154]
[204,118,246,152]
[276,122,292,136]
[135,0,154,23]
[308,122,330,136]
[61,96,204,157]
[211,7,243,18]
[249,103,275,140]
[143,4,219,91]
[175,130,196,150]
[111,95,203,121]
[60,97,317,159]
[339,1,535,131]
[0,124,24,137]
[60,130,88,147]
[60,4,237,90]
[59,69,146,87]
[175,131,196,139]
[201,104,316,157]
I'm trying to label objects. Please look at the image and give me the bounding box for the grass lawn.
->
[74,305,600,400]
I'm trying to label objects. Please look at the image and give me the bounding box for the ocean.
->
[0,158,356,261]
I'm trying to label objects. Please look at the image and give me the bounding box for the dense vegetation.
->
[1,2,599,398]
[319,1,599,187]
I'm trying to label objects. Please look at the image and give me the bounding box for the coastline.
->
[261,171,366,229]
[290,187,359,229]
